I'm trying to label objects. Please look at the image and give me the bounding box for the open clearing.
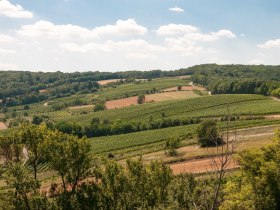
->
[145,91,200,102]
[0,122,7,130]
[170,156,237,174]
[97,79,120,85]
[106,96,138,109]
[164,85,206,92]
[68,105,95,110]
[39,89,48,93]
[105,91,201,109]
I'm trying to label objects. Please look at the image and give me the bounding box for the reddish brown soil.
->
[170,156,238,175]
[0,122,7,130]
[105,96,138,109]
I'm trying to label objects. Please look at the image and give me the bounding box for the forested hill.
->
[2,64,280,106]
[190,64,280,96]
[0,69,193,106]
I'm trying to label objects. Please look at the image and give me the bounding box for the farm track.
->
[170,156,237,175]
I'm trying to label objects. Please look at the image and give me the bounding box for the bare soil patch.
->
[97,79,120,85]
[145,91,200,102]
[176,75,191,79]
[68,105,94,110]
[164,86,206,92]
[170,156,237,175]
[105,91,201,109]
[39,89,48,93]
[106,96,138,109]
[265,115,280,119]
[0,122,7,130]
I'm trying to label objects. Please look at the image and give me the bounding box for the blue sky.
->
[0,0,279,72]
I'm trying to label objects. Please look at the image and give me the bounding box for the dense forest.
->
[191,64,280,96]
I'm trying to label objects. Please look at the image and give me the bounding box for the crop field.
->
[97,77,190,101]
[89,118,280,155]
[63,94,279,125]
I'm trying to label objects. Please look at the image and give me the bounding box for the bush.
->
[137,95,145,104]
[165,138,181,156]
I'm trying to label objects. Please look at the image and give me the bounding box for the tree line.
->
[48,116,202,138]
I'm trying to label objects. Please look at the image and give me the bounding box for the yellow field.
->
[145,90,201,102]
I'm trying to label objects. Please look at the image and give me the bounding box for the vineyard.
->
[89,118,280,155]
[97,77,190,101]
[63,94,279,125]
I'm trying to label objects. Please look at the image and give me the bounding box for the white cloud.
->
[169,7,184,13]
[0,19,254,71]
[17,19,147,41]
[156,24,198,36]
[249,59,264,65]
[0,0,33,18]
[61,39,165,55]
[212,30,236,39]
[0,62,19,70]
[156,24,236,42]
[17,20,99,40]
[94,19,147,36]
[0,48,15,54]
[258,39,280,49]
[0,34,14,42]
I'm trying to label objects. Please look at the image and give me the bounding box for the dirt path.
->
[170,156,237,175]
[0,122,7,130]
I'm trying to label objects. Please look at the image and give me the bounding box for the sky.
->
[0,0,280,72]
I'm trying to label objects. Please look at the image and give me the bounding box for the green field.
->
[63,94,280,125]
[89,118,280,155]
[97,77,190,100]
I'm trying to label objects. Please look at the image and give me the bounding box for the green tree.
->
[44,131,92,194]
[19,124,47,180]
[197,120,223,147]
